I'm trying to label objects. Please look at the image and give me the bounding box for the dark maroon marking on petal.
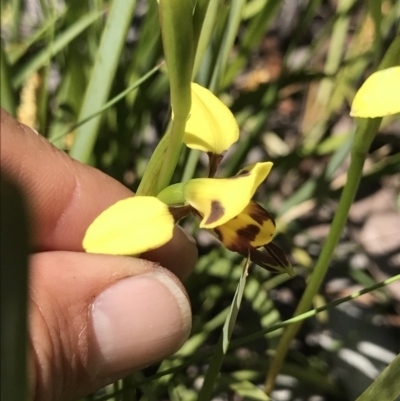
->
[216,226,246,253]
[248,201,276,226]
[237,224,260,243]
[205,200,225,225]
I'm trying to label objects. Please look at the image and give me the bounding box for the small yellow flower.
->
[83,196,175,255]
[183,83,239,155]
[183,162,293,275]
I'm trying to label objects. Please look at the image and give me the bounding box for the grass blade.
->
[197,258,250,401]
[355,353,400,401]
[12,9,104,88]
[69,0,137,164]
[1,45,16,116]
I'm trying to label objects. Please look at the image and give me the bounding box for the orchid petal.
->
[214,201,276,252]
[83,196,174,255]
[184,162,273,228]
[351,67,400,118]
[183,83,239,155]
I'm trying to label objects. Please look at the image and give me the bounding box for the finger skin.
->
[0,108,197,278]
[29,252,192,401]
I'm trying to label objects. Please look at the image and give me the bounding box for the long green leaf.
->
[355,353,400,401]
[6,9,66,65]
[1,177,29,401]
[0,45,16,116]
[69,0,137,164]
[197,259,250,401]
[12,9,104,88]
[209,0,246,92]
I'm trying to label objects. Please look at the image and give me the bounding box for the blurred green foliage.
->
[1,0,399,400]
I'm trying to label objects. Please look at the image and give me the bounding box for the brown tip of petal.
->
[249,242,294,276]
[248,202,276,227]
[205,200,225,225]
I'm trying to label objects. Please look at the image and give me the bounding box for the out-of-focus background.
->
[1,0,399,400]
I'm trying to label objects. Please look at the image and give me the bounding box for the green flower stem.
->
[157,117,189,194]
[181,149,201,182]
[264,117,382,395]
[136,126,171,196]
[264,32,400,393]
[156,0,194,193]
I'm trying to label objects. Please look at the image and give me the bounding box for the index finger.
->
[0,109,197,278]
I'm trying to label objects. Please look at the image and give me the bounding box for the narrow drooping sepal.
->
[214,201,276,252]
[249,243,294,277]
[184,162,273,229]
[183,83,239,155]
[83,196,174,255]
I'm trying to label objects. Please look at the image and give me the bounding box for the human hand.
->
[0,109,197,401]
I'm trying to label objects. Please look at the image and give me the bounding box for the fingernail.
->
[91,269,191,374]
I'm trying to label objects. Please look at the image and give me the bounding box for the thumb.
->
[29,251,191,401]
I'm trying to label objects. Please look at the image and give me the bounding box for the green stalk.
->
[156,0,194,194]
[209,0,246,92]
[264,117,382,394]
[68,0,137,163]
[264,31,400,395]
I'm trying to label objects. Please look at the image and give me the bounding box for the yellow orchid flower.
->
[83,196,176,255]
[83,81,292,275]
[184,83,239,156]
[182,161,293,275]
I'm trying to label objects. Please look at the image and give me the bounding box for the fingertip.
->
[91,268,192,375]
[29,251,192,399]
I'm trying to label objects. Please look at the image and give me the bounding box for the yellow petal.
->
[350,67,400,118]
[83,196,174,255]
[214,201,276,252]
[184,162,273,228]
[183,83,239,154]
